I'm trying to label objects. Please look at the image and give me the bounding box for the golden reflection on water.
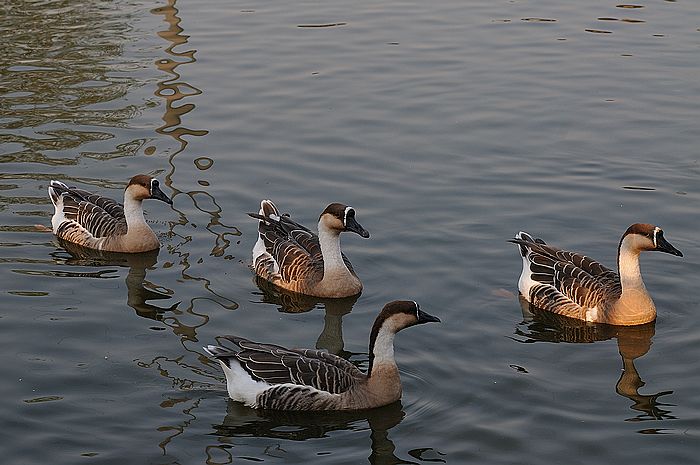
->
[515,297,675,427]
[150,0,207,145]
[150,0,241,296]
[0,1,146,165]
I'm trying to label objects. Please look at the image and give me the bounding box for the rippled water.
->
[2,0,699,463]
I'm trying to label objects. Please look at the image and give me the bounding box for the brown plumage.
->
[204,300,440,411]
[250,200,369,298]
[49,175,172,253]
[512,224,682,325]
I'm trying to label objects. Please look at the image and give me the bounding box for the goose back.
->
[512,231,622,320]
[208,336,366,410]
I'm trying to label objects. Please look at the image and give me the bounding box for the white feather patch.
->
[585,306,599,322]
[517,253,537,299]
[218,359,270,407]
[50,195,67,233]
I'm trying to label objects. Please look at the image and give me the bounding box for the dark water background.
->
[2,0,699,463]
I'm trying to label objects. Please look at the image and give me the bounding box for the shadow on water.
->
[513,296,675,427]
[52,238,177,320]
[253,276,360,357]
[50,239,239,343]
[212,400,430,465]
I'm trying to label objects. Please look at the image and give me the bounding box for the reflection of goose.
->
[249,200,369,298]
[516,297,675,421]
[614,327,675,421]
[55,239,176,320]
[254,275,358,356]
[49,175,172,253]
[215,398,404,438]
[511,224,682,325]
[214,400,414,464]
[204,301,440,411]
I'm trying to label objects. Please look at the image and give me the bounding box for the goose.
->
[511,223,682,326]
[249,200,370,298]
[204,300,440,411]
[48,174,172,253]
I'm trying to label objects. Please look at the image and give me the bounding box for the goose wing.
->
[214,336,364,394]
[50,181,127,238]
[249,211,324,282]
[512,233,621,316]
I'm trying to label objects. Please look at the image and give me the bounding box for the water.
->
[2,0,699,463]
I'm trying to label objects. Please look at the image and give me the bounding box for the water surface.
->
[2,0,699,463]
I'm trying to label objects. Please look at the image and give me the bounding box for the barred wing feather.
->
[250,212,324,282]
[216,336,363,394]
[60,195,127,239]
[66,187,125,222]
[51,181,127,239]
[513,236,622,315]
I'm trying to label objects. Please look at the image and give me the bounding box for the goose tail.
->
[510,231,539,257]
[203,343,267,407]
[204,344,237,360]
[48,180,69,207]
[260,199,280,220]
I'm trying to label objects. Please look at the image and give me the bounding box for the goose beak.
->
[417,309,441,324]
[151,184,173,205]
[345,216,370,238]
[656,234,682,257]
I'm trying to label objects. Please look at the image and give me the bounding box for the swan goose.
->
[204,300,440,410]
[49,174,172,253]
[511,223,682,326]
[249,200,369,298]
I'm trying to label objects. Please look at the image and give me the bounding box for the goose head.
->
[367,301,440,376]
[372,300,441,335]
[319,203,370,238]
[126,175,173,205]
[620,223,682,257]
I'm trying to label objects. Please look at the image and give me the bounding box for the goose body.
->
[249,200,370,298]
[204,300,440,411]
[511,224,682,326]
[48,174,172,253]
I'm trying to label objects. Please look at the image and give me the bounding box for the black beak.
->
[151,184,173,205]
[656,234,682,257]
[345,216,370,238]
[417,309,441,324]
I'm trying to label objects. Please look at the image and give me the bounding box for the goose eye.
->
[152,179,159,187]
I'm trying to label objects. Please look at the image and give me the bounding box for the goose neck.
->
[123,194,146,229]
[617,237,646,293]
[367,324,397,378]
[317,223,348,273]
